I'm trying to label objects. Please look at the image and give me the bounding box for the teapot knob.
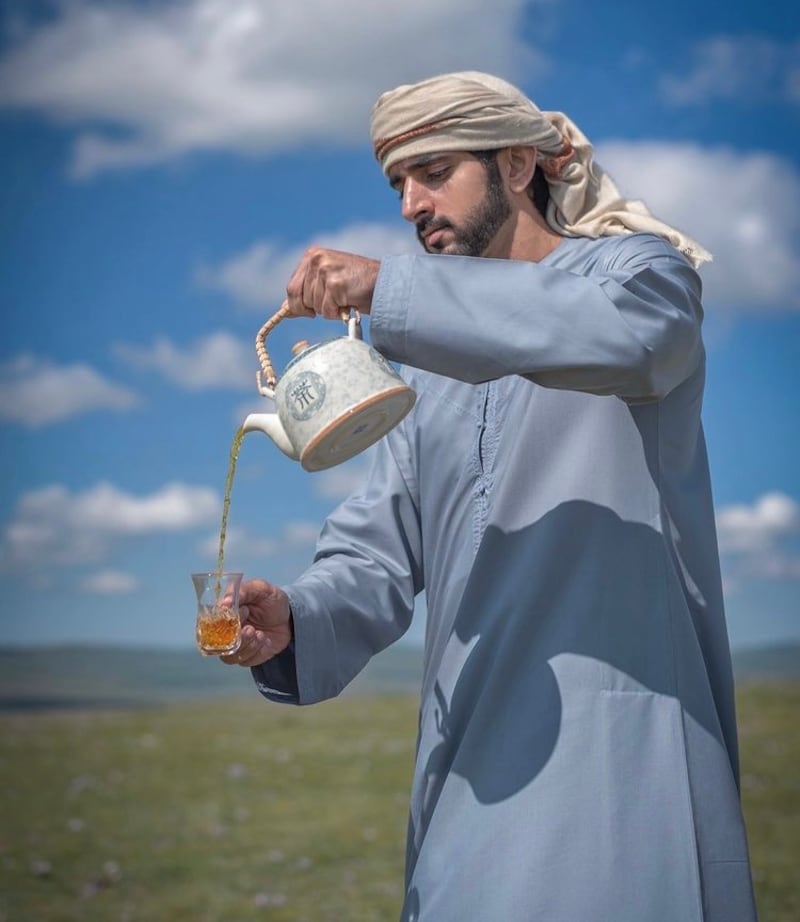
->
[291,340,311,356]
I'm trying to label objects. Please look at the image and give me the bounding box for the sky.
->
[0,0,798,654]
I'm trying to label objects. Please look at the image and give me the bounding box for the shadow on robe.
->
[403,499,737,917]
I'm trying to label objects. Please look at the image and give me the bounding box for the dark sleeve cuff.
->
[250,640,300,704]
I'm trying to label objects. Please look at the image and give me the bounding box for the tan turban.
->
[371,71,711,268]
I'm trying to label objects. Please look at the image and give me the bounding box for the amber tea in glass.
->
[192,571,243,656]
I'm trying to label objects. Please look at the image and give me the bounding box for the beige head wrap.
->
[371,71,711,268]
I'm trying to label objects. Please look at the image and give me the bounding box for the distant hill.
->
[732,643,800,681]
[0,642,796,711]
[0,643,423,711]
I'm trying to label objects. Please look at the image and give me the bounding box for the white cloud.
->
[197,525,277,560]
[115,331,254,390]
[0,0,541,177]
[233,396,276,430]
[2,481,220,568]
[749,555,800,581]
[313,452,374,500]
[207,148,800,316]
[283,520,321,548]
[198,519,318,563]
[660,36,800,106]
[0,355,140,427]
[716,492,800,588]
[198,221,416,309]
[716,492,799,554]
[198,241,298,311]
[80,570,140,594]
[595,142,800,311]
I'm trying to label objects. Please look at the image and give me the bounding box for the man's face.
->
[388,152,512,258]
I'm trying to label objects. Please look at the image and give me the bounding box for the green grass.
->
[0,683,797,921]
[0,695,416,922]
[736,681,800,921]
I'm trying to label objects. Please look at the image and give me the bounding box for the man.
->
[222,72,758,921]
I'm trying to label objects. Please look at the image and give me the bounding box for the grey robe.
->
[254,233,758,921]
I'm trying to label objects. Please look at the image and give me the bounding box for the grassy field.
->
[1,682,797,922]
[735,681,800,920]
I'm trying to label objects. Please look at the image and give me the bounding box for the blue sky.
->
[1,0,798,652]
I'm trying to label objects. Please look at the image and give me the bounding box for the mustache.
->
[416,216,451,241]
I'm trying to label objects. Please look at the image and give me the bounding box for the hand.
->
[219,579,293,668]
[285,247,380,320]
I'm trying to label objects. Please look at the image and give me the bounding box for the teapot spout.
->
[242,413,298,460]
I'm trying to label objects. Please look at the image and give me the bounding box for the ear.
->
[501,146,537,194]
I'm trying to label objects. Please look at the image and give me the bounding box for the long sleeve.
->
[369,233,704,402]
[252,422,424,705]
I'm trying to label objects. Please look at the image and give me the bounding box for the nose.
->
[401,177,433,224]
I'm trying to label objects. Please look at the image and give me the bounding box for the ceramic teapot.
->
[242,303,416,472]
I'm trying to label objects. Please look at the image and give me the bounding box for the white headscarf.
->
[371,71,711,268]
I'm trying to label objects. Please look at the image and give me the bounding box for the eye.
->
[426,166,449,182]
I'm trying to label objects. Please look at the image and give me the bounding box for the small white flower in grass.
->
[102,861,122,883]
[382,738,409,754]
[254,892,287,907]
[67,818,85,832]
[226,762,248,779]
[68,775,95,796]
[741,774,766,791]
[81,881,100,900]
[30,859,51,877]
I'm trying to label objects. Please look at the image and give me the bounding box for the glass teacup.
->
[191,571,243,656]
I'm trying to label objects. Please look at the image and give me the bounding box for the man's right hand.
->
[220,578,293,668]
[284,246,380,319]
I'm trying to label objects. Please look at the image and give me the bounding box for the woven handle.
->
[255,302,350,389]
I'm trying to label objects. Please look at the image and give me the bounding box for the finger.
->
[285,293,315,319]
[235,630,274,667]
[320,286,347,321]
[240,623,257,642]
[238,578,271,606]
[286,253,316,317]
[298,247,329,317]
[318,258,351,320]
[219,629,265,666]
[304,248,346,319]
[302,263,324,317]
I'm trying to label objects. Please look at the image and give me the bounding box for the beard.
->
[416,159,512,257]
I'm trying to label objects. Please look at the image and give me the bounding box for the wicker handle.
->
[255,302,351,390]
